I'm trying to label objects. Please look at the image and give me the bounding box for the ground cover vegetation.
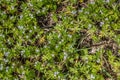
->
[0,0,120,79]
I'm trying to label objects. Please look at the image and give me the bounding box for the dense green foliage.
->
[0,0,120,79]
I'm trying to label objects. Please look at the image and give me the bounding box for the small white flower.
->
[22,71,25,75]
[58,34,61,38]
[34,61,39,66]
[28,3,33,7]
[48,41,51,44]
[20,66,24,69]
[21,50,25,55]
[11,65,14,69]
[35,49,39,53]
[7,39,10,42]
[90,74,95,79]
[100,10,103,14]
[44,45,47,48]
[42,8,46,13]
[71,11,77,15]
[20,15,23,19]
[59,15,62,18]
[84,57,88,63]
[51,54,54,57]
[64,17,66,19]
[78,9,83,13]
[88,24,92,29]
[0,34,4,38]
[4,59,8,63]
[3,11,6,14]
[11,6,14,10]
[6,66,9,72]
[0,64,3,70]
[26,35,29,39]
[89,0,95,4]
[34,26,37,29]
[58,76,61,79]
[105,18,108,21]
[18,26,24,30]
[29,14,33,18]
[10,16,14,20]
[12,63,15,68]
[55,45,58,48]
[29,30,32,33]
[54,71,59,76]
[59,41,62,44]
[100,22,104,27]
[64,52,68,60]
[36,11,40,14]
[4,52,10,56]
[0,34,2,37]
[85,11,89,14]
[70,21,73,24]
[2,48,5,50]
[105,0,110,3]
[14,78,19,80]
[96,59,100,63]
[68,34,72,38]
[61,39,64,42]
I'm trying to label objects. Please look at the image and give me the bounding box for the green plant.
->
[0,0,120,79]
